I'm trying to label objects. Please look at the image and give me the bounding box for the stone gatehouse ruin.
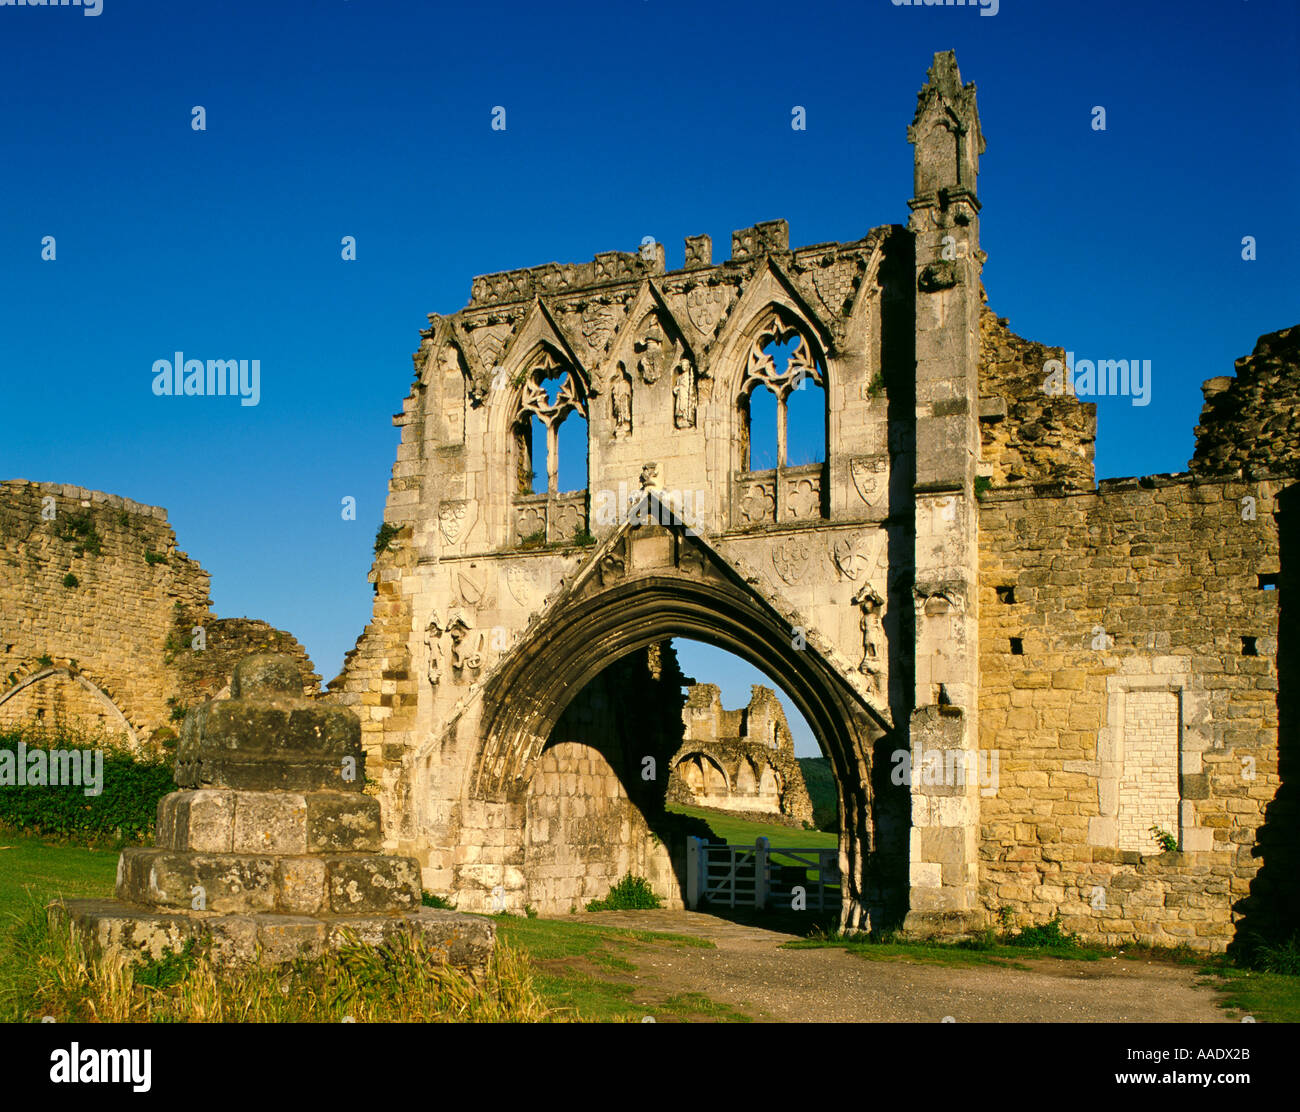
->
[330,50,1298,952]
[5,51,1296,955]
[667,683,814,827]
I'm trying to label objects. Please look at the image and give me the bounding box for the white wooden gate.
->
[685,836,841,911]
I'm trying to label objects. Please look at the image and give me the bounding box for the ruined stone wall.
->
[668,683,815,826]
[977,474,1285,951]
[526,738,683,912]
[169,617,321,706]
[0,480,319,746]
[0,481,211,743]
[977,308,1096,491]
[1190,325,1300,478]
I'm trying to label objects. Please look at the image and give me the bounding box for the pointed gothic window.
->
[513,349,587,496]
[511,348,590,545]
[736,308,827,524]
[739,310,825,470]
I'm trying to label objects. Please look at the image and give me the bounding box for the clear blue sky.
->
[2,1,1296,757]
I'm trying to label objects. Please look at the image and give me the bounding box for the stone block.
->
[305,792,383,852]
[233,792,308,855]
[277,856,328,915]
[157,790,235,853]
[117,848,278,913]
[327,855,421,913]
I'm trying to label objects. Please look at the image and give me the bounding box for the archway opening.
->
[518,634,848,927]
[670,639,838,834]
[474,547,900,931]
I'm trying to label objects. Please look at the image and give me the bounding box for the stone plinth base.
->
[53,899,496,979]
[900,907,988,940]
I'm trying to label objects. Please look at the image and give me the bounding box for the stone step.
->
[117,847,420,915]
[54,899,495,976]
[156,789,382,855]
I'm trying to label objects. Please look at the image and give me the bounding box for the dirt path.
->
[582,910,1231,1023]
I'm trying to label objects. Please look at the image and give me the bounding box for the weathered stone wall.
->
[0,479,319,746]
[667,683,814,826]
[170,617,321,706]
[517,645,695,912]
[1190,325,1300,477]
[0,481,211,744]
[978,474,1284,950]
[978,308,1096,491]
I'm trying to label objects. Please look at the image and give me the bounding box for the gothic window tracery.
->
[734,308,828,526]
[738,308,825,473]
[512,348,588,497]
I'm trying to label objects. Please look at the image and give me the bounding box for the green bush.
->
[421,892,456,910]
[586,873,661,912]
[1005,914,1079,950]
[54,511,102,556]
[62,573,79,589]
[0,727,175,844]
[373,522,400,556]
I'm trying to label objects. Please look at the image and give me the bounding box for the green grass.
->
[0,830,120,1018]
[666,802,837,850]
[492,914,748,1022]
[784,926,1109,970]
[0,831,119,923]
[797,756,839,831]
[0,835,746,1023]
[1208,965,1300,1024]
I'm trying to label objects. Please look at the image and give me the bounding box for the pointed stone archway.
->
[0,665,139,746]
[441,495,893,927]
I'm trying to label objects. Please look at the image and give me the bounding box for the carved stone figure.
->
[611,367,632,438]
[448,614,483,681]
[673,360,696,428]
[425,613,447,687]
[635,323,666,384]
[854,583,887,696]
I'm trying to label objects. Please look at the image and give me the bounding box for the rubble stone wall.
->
[1190,325,1300,477]
[0,480,318,745]
[977,308,1096,491]
[977,474,1284,950]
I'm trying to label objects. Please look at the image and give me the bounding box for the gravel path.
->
[583,909,1231,1023]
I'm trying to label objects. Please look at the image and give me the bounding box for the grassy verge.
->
[0,832,748,1022]
[790,918,1300,1021]
[0,830,120,1009]
[784,925,1108,971]
[666,802,836,849]
[1205,965,1300,1024]
[493,914,749,1022]
[5,909,547,1023]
